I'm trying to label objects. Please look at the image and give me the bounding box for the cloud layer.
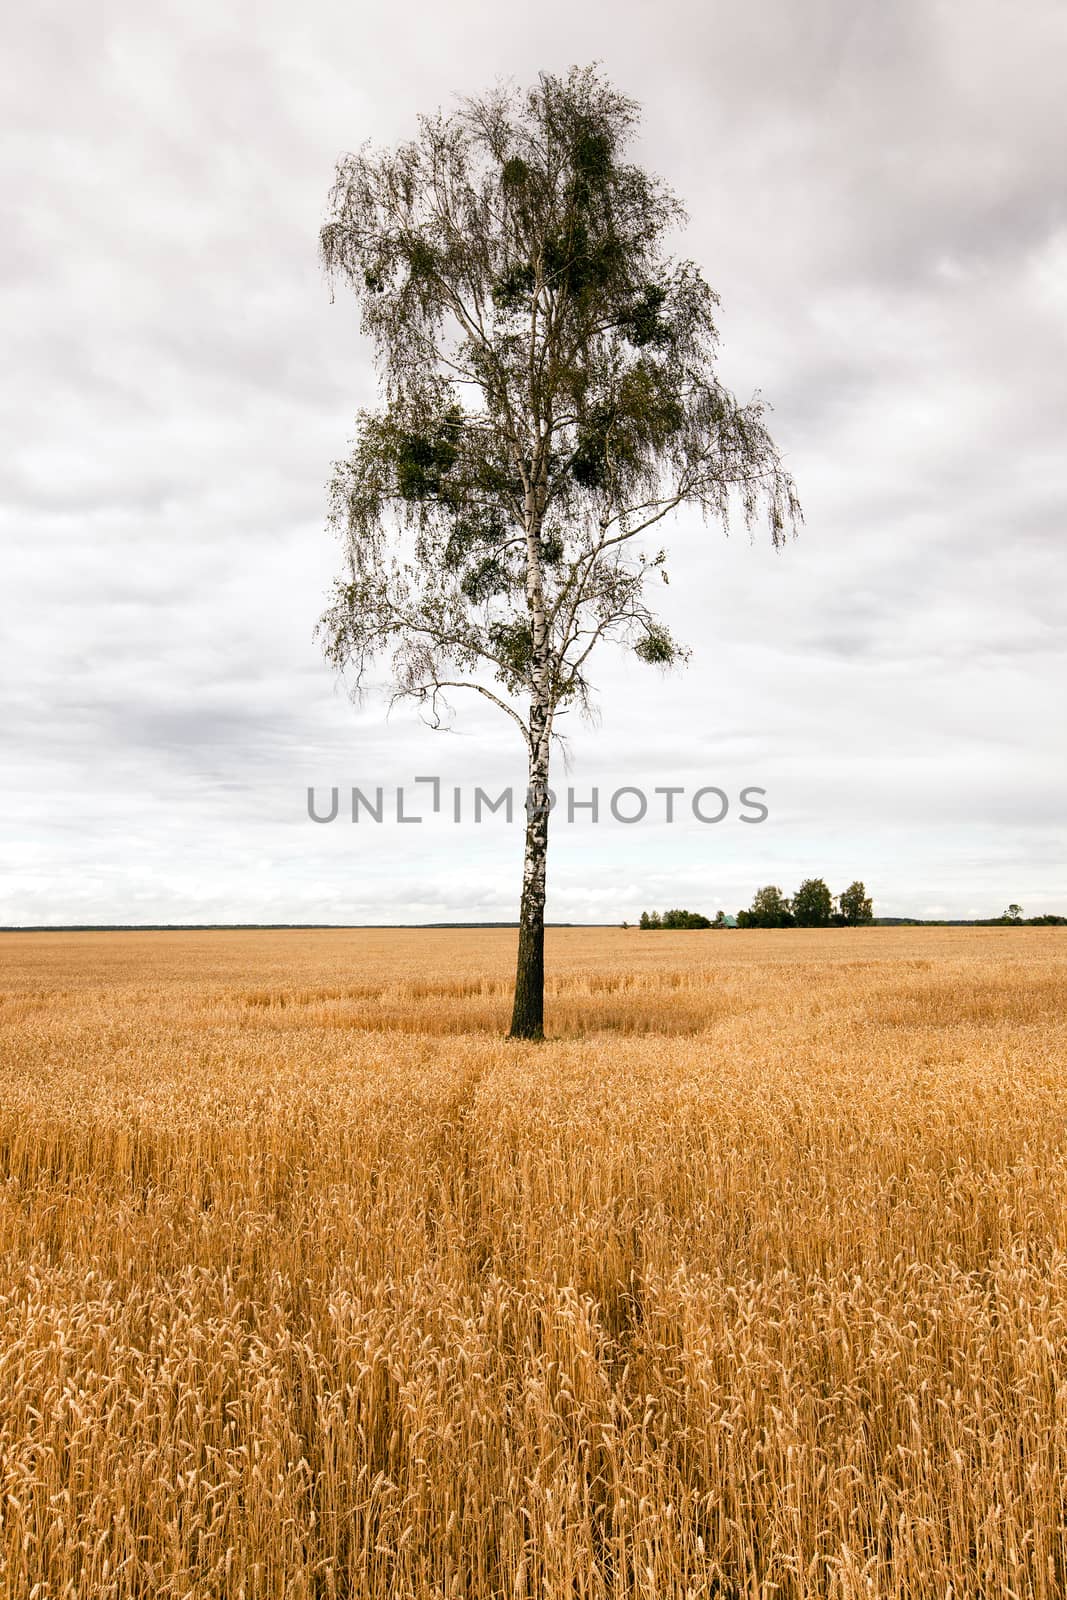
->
[4,0,1065,924]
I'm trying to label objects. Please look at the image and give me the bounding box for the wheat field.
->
[0,926,1065,1599]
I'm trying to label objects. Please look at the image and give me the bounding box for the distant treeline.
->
[637,879,873,929]
[0,922,580,934]
[635,886,1065,930]
[637,909,718,930]
[875,915,1066,927]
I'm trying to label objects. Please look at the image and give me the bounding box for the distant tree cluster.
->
[736,879,873,929]
[629,888,1066,931]
[639,909,712,929]
[998,906,1066,926]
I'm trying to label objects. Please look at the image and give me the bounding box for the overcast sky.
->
[4,0,1065,926]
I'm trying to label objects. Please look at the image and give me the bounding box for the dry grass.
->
[1,925,1065,1598]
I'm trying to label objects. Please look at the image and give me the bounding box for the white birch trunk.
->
[509,475,552,1039]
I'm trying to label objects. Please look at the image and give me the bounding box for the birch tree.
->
[319,66,800,1039]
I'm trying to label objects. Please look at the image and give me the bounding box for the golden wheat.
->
[0,926,1065,1598]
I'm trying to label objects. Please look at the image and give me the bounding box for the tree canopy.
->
[793,877,834,927]
[318,65,799,738]
[738,885,794,929]
[839,880,874,925]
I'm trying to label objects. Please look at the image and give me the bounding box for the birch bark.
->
[509,472,553,1040]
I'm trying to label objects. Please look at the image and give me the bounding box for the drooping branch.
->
[398,674,532,746]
